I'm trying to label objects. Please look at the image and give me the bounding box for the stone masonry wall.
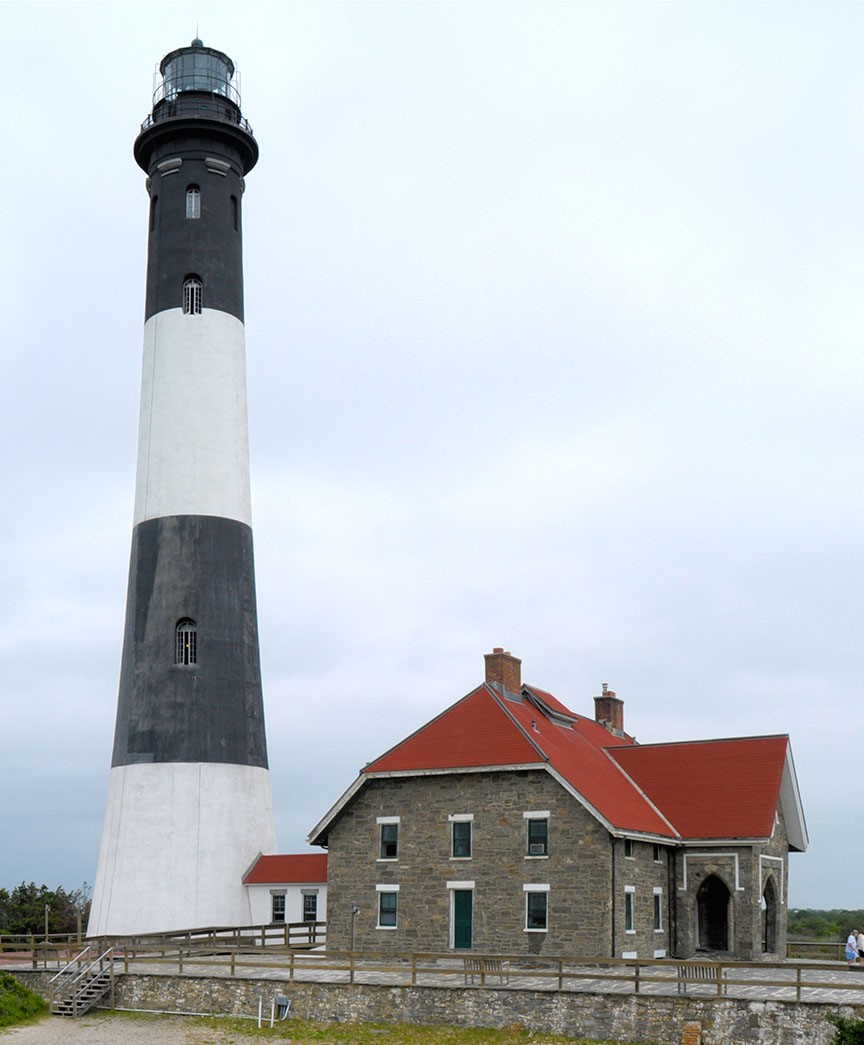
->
[10,970,851,1045]
[325,770,621,955]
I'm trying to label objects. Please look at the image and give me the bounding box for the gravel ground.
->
[1,1014,254,1044]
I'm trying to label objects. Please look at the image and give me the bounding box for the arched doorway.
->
[762,876,778,954]
[696,874,730,951]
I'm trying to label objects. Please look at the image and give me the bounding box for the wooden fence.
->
[11,942,864,1004]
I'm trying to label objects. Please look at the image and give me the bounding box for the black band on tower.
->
[111,515,269,769]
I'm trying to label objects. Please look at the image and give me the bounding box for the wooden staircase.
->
[49,946,115,1017]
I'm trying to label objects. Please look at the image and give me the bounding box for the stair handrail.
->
[49,945,114,998]
[49,945,100,984]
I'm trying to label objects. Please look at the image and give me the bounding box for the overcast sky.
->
[2,0,861,911]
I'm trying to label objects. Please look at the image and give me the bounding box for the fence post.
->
[411,953,417,986]
[557,958,564,990]
[716,963,723,998]
[634,959,640,994]
[796,966,802,1003]
[349,951,355,985]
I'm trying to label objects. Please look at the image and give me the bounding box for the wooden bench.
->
[676,962,724,994]
[463,957,509,985]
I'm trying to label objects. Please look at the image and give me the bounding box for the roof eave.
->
[780,741,809,852]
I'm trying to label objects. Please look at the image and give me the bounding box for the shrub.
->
[827,1013,864,1044]
[0,972,48,1027]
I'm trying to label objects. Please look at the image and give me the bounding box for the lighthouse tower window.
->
[183,276,203,315]
[186,186,201,219]
[175,618,197,665]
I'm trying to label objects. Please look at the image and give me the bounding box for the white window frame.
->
[624,885,635,934]
[270,891,286,924]
[624,838,634,859]
[653,887,663,933]
[524,810,549,858]
[377,816,400,861]
[376,884,399,930]
[524,884,549,933]
[449,813,473,859]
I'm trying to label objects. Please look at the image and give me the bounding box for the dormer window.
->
[175,618,197,665]
[186,186,201,219]
[183,276,202,315]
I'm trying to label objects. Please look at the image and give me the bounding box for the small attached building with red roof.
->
[242,852,328,927]
[308,649,806,960]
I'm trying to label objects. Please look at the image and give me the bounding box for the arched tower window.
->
[186,185,201,219]
[182,276,202,315]
[175,618,197,665]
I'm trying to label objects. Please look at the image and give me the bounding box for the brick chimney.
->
[484,647,522,695]
[594,683,624,733]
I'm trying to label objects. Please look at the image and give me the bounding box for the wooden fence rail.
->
[10,943,864,1003]
[5,933,864,1003]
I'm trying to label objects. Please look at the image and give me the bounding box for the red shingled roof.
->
[609,736,789,840]
[351,683,793,844]
[243,853,328,885]
[365,684,676,837]
[366,685,546,772]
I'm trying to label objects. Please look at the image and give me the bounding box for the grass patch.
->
[0,972,48,1027]
[180,1014,651,1044]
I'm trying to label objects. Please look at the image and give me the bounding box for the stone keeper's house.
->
[309,649,807,960]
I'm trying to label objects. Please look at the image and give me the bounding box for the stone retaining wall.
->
[10,970,857,1045]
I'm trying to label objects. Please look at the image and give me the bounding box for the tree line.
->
[0,882,91,936]
[788,909,864,940]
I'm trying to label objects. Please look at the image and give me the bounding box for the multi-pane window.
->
[625,887,635,933]
[175,618,197,665]
[303,892,318,922]
[451,819,472,858]
[186,186,201,219]
[271,893,286,923]
[525,887,549,931]
[653,888,663,932]
[183,276,203,315]
[377,888,398,928]
[379,820,398,860]
[527,817,548,856]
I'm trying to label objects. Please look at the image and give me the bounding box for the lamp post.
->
[350,905,360,951]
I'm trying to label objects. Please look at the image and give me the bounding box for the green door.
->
[453,889,473,949]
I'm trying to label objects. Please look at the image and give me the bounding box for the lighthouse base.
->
[88,762,276,937]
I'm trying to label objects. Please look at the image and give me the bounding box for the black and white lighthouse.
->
[89,40,276,935]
